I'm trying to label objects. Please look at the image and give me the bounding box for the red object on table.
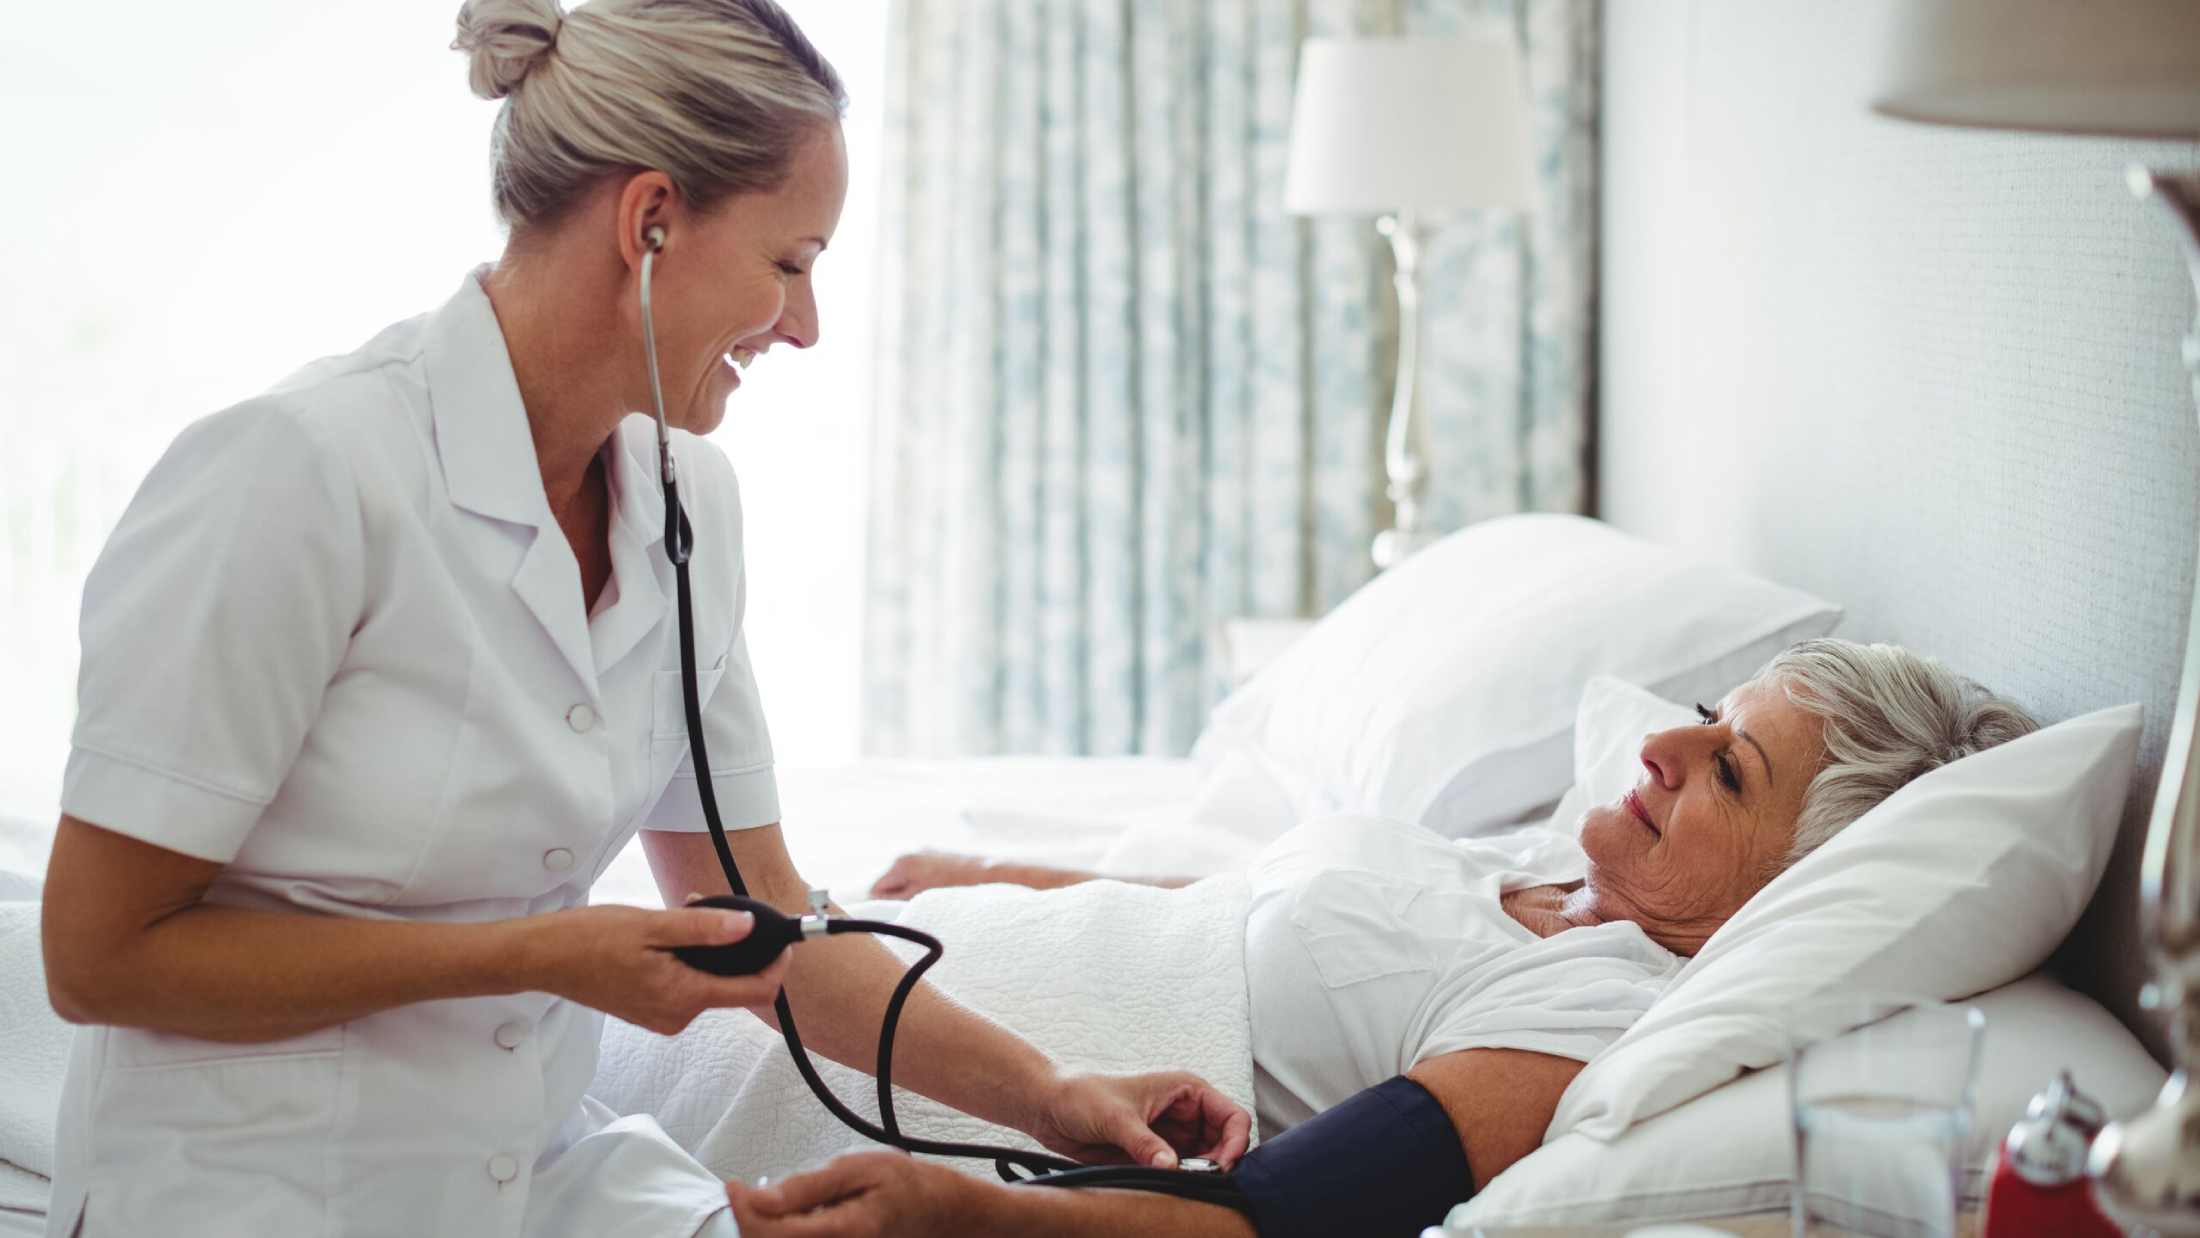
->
[1980,1072,2121,1238]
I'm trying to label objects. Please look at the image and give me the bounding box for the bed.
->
[5,5,2197,1233]
[590,756,1207,908]
[0,757,1221,1234]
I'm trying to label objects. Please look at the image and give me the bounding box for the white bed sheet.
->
[2,758,1203,903]
[590,756,1205,907]
[0,1162,46,1237]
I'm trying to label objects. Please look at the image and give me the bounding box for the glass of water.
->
[1787,997,1986,1238]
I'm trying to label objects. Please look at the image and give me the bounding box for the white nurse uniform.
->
[48,268,776,1237]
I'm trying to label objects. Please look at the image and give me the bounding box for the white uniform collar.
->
[422,266,667,550]
[421,267,681,692]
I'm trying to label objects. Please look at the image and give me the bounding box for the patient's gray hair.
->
[1764,638,2038,866]
[451,0,847,232]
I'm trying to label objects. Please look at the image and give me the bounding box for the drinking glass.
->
[1787,997,1986,1238]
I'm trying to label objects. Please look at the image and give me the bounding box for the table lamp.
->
[1283,35,1532,570]
[1872,1,2200,1230]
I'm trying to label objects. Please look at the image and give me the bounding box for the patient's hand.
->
[868,851,996,899]
[870,852,1192,899]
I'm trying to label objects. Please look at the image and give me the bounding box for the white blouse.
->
[50,269,776,1238]
[1244,815,1682,1136]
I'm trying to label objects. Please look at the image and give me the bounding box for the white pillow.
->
[1550,699,2143,1140]
[1542,675,1699,836]
[1454,974,2165,1230]
[1197,515,1841,837]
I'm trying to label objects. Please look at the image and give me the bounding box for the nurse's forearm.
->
[54,900,535,1042]
[43,813,541,1041]
[644,825,1059,1132]
[771,931,1059,1133]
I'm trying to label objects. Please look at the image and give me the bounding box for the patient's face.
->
[1575,676,1825,955]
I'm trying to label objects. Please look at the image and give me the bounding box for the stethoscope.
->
[635,225,1250,1213]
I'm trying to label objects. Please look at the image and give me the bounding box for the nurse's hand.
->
[726,1150,1258,1238]
[1029,1071,1253,1169]
[523,904,790,1035]
[724,1152,982,1238]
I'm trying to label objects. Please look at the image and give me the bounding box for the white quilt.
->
[590,874,1256,1184]
[0,899,60,1218]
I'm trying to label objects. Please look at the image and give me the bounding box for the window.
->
[0,1,881,846]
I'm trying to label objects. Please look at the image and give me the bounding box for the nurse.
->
[36,1,1248,1234]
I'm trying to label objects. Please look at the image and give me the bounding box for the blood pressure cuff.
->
[1231,1074,1475,1238]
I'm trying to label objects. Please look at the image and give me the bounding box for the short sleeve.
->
[1411,924,1681,1069]
[62,404,364,863]
[640,628,781,831]
[641,437,779,832]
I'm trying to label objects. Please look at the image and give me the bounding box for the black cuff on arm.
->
[1231,1075,1476,1238]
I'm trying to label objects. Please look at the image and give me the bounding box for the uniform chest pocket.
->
[1289,870,1441,989]
[94,1025,345,1224]
[653,655,728,741]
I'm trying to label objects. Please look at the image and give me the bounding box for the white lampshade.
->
[1873,0,2200,138]
[1283,35,1533,216]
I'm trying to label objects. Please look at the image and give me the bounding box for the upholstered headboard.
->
[1599,0,2200,1060]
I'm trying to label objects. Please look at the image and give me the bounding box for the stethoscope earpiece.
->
[638,223,677,528]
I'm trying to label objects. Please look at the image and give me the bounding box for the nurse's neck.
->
[480,241,633,522]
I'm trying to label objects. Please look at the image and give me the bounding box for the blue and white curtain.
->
[862,0,1598,757]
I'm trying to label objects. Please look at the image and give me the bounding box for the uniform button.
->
[566,703,597,733]
[493,1021,526,1050]
[542,848,575,873]
[488,1153,518,1184]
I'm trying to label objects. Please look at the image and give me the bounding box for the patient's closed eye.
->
[1693,704,1743,792]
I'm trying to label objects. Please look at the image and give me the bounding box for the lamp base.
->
[2088,162,2200,1235]
[2091,1070,2200,1235]
[1371,526,1437,571]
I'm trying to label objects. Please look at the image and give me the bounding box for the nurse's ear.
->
[609,167,680,270]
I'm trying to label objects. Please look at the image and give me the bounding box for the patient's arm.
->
[1406,1046,1587,1188]
[729,1048,1584,1236]
[869,850,1192,899]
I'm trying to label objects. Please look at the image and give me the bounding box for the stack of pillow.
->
[1187,514,2159,1230]
[1195,513,1845,837]
[1449,675,2153,1229]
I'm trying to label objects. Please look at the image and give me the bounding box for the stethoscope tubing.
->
[638,233,1247,1210]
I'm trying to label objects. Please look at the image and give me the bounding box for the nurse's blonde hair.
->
[450,0,846,232]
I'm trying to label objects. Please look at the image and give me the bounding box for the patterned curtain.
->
[861,0,1598,757]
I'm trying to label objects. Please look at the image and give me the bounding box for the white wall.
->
[1600,0,2200,1055]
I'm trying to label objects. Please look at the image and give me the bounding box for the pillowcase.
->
[1549,698,2143,1140]
[1542,675,1699,837]
[1196,514,1842,837]
[1454,974,2165,1230]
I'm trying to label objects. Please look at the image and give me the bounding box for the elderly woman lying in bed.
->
[724,640,2035,1238]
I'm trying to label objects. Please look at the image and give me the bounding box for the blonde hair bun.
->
[452,0,565,101]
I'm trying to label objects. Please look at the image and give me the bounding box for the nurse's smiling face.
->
[638,124,849,436]
[1573,676,1825,954]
